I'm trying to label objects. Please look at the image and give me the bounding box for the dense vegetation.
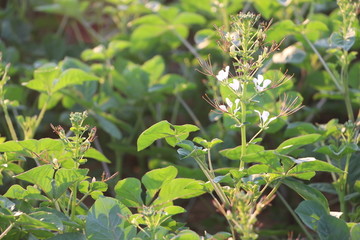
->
[0,0,359,239]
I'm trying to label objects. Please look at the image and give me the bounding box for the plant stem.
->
[339,153,351,220]
[340,51,354,122]
[176,94,208,138]
[0,222,15,239]
[239,84,248,170]
[277,192,315,240]
[303,36,342,91]
[70,183,78,221]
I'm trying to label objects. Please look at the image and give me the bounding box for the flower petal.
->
[229,79,240,91]
[263,79,272,89]
[225,98,233,108]
[216,66,230,81]
[261,111,270,122]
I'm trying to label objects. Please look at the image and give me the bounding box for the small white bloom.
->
[219,98,241,114]
[253,74,271,92]
[229,79,241,91]
[254,110,277,128]
[216,66,230,82]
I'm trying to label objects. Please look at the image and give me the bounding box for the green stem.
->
[239,88,248,170]
[176,94,208,138]
[70,182,78,221]
[3,104,18,141]
[340,52,354,122]
[339,153,351,220]
[278,192,315,240]
[0,222,15,239]
[303,36,342,91]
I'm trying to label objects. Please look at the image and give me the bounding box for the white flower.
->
[219,98,241,114]
[229,79,241,91]
[254,110,277,128]
[216,66,230,82]
[253,74,271,92]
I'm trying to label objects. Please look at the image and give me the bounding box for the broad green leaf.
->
[90,181,108,192]
[295,200,329,230]
[308,183,337,195]
[53,69,99,92]
[283,178,329,210]
[131,25,166,40]
[4,185,49,201]
[17,212,60,232]
[165,124,199,147]
[267,20,297,42]
[163,206,186,216]
[114,178,143,207]
[30,211,64,231]
[288,160,343,178]
[285,122,320,137]
[351,223,360,240]
[48,233,86,240]
[220,144,264,161]
[0,138,64,153]
[253,0,281,19]
[95,114,122,140]
[53,168,88,199]
[137,120,175,151]
[172,12,206,25]
[193,137,223,149]
[318,215,350,240]
[172,230,200,240]
[154,178,205,205]
[194,29,215,49]
[23,64,60,94]
[16,165,54,196]
[276,134,321,154]
[304,21,329,42]
[85,197,135,240]
[141,55,165,85]
[34,0,88,18]
[272,45,306,64]
[141,166,178,204]
[84,148,111,163]
[329,29,355,51]
[106,40,130,59]
[131,14,166,26]
[81,45,106,61]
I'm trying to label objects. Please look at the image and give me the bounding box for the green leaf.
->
[295,200,329,230]
[283,178,329,210]
[94,114,122,140]
[165,124,199,147]
[154,178,205,205]
[267,20,297,42]
[329,29,355,51]
[84,148,111,163]
[131,25,166,40]
[288,160,343,179]
[351,223,360,240]
[318,215,350,240]
[48,233,86,240]
[285,122,320,137]
[53,69,99,92]
[172,12,206,25]
[85,197,135,240]
[220,144,264,161]
[141,55,165,85]
[137,121,175,151]
[276,134,321,154]
[141,166,178,204]
[53,168,88,199]
[114,178,143,207]
[194,29,215,49]
[172,230,200,240]
[4,185,49,201]
[23,64,60,94]
[131,14,166,26]
[15,165,54,196]
[0,138,64,153]
[272,45,306,64]
[137,121,199,151]
[304,21,329,42]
